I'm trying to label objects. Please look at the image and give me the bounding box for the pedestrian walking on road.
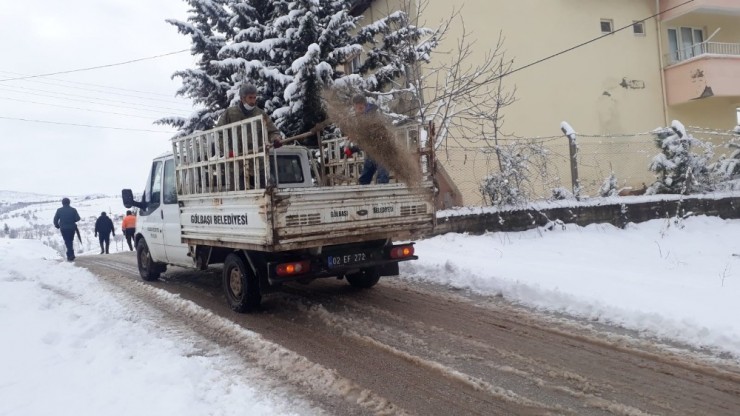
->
[94,211,115,254]
[53,198,80,261]
[121,210,136,251]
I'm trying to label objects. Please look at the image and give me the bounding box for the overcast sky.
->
[0,0,199,196]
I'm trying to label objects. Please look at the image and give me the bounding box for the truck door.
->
[162,158,190,266]
[139,160,166,262]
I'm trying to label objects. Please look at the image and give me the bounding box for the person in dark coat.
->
[53,198,80,261]
[94,212,115,254]
[344,94,390,185]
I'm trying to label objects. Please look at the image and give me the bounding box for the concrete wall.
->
[433,196,740,235]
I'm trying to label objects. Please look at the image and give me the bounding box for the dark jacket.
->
[53,206,80,231]
[216,103,281,141]
[345,103,380,155]
[95,215,115,236]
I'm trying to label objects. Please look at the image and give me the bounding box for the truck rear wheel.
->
[136,239,161,281]
[346,267,381,289]
[223,253,262,313]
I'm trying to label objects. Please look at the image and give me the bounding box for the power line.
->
[0,49,190,82]
[0,97,161,120]
[0,116,175,133]
[500,0,695,80]
[0,70,183,98]
[0,85,191,115]
[0,74,189,106]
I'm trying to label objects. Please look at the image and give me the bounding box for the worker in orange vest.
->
[121,210,137,251]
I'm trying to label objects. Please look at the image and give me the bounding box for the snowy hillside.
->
[0,193,130,256]
[0,190,63,205]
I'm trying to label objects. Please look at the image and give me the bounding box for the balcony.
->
[660,0,740,22]
[663,42,740,105]
[664,41,740,65]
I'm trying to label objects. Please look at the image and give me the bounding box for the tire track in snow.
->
[80,257,407,416]
[79,254,740,415]
[299,294,659,416]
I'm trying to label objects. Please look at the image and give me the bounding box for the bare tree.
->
[362,0,516,153]
[479,140,550,206]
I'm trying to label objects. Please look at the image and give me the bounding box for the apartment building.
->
[352,0,740,205]
[660,0,740,127]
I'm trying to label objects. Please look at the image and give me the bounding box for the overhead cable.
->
[0,49,190,82]
[0,116,175,133]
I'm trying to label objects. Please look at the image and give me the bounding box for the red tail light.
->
[390,245,414,259]
[276,260,311,277]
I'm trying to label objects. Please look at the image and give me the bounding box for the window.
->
[344,54,362,74]
[140,161,162,216]
[270,155,304,184]
[150,161,163,205]
[600,19,613,34]
[667,27,704,63]
[632,21,645,36]
[163,159,177,204]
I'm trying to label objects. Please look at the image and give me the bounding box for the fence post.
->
[560,121,580,199]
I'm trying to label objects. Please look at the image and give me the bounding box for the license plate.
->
[327,252,369,268]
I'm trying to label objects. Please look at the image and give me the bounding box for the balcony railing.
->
[664,42,740,66]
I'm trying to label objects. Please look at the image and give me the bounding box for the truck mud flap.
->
[376,262,399,277]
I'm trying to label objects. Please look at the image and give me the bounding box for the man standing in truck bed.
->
[216,83,283,151]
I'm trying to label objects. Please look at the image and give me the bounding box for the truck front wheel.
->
[136,239,162,281]
[223,253,262,313]
[346,267,381,289]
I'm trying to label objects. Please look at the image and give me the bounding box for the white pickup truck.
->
[123,116,435,312]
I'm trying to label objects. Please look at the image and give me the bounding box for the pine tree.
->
[264,0,363,136]
[649,120,714,194]
[599,172,619,197]
[274,11,329,136]
[162,0,438,138]
[355,11,437,93]
[156,0,235,136]
[215,0,283,112]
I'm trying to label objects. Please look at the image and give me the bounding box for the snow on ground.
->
[4,193,740,412]
[1,195,132,256]
[0,239,308,416]
[0,190,63,204]
[403,215,740,358]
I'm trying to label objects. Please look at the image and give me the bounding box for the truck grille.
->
[400,204,427,216]
[286,213,322,226]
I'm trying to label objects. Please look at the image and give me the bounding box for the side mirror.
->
[122,189,134,208]
[122,189,146,210]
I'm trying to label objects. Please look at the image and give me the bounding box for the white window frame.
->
[632,21,645,36]
[600,19,614,34]
[667,26,705,63]
[344,54,362,74]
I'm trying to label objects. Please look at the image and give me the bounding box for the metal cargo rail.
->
[170,116,436,251]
